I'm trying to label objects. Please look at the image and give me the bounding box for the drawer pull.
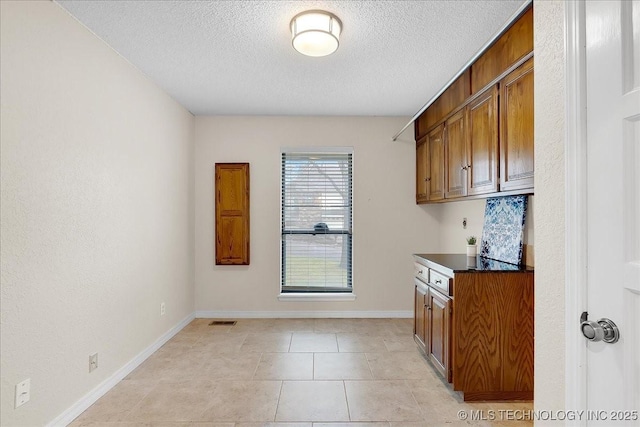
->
[435,279,442,284]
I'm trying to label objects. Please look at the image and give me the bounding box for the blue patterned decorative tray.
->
[480,196,528,266]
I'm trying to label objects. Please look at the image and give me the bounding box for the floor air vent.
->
[208,320,237,326]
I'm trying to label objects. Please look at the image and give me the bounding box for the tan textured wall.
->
[0,2,195,425]
[194,116,439,315]
[533,0,567,421]
[436,197,534,263]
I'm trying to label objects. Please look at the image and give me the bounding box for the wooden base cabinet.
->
[414,280,428,349]
[413,255,534,401]
[427,286,452,382]
[414,278,452,383]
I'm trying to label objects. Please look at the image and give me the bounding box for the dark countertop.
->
[414,253,534,276]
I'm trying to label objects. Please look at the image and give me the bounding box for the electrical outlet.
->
[463,217,467,229]
[89,353,98,372]
[15,378,30,408]
[160,302,166,316]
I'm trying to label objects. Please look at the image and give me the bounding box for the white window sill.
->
[278,293,357,302]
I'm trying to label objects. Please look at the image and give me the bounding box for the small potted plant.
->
[466,236,477,257]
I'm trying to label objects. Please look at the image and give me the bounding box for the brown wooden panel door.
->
[416,136,429,204]
[452,272,534,396]
[444,109,468,199]
[467,85,499,195]
[500,58,534,192]
[215,163,250,265]
[427,125,445,202]
[414,284,427,350]
[500,274,534,393]
[471,7,533,94]
[428,288,451,382]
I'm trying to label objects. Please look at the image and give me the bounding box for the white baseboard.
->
[47,312,195,427]
[195,310,413,319]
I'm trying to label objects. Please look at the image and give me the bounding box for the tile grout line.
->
[251,352,264,379]
[273,380,285,422]
[342,379,352,422]
[405,378,428,422]
[364,351,376,380]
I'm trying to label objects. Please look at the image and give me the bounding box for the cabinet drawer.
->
[429,269,451,295]
[414,262,429,283]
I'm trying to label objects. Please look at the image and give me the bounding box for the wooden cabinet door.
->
[500,58,534,192]
[215,163,250,265]
[470,7,533,94]
[467,85,499,195]
[414,284,428,350]
[428,287,451,382]
[444,109,468,199]
[427,125,445,201]
[416,136,429,204]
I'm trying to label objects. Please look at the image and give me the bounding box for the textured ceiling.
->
[55,0,528,117]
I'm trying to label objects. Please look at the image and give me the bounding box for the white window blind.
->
[281,151,353,293]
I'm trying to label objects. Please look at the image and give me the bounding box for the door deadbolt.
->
[580,316,620,344]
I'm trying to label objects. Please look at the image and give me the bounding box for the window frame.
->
[278,147,355,300]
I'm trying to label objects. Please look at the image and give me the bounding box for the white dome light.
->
[290,10,342,57]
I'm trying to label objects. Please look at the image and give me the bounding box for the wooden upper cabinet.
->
[422,70,471,135]
[471,7,533,94]
[500,58,534,192]
[215,163,250,265]
[427,125,445,202]
[444,109,468,199]
[413,4,533,203]
[416,136,429,203]
[467,85,499,195]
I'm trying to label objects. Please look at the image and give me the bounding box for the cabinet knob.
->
[425,177,431,182]
[460,166,466,171]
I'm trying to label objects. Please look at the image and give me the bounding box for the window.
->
[281,148,353,294]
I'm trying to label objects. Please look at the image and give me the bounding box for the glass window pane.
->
[281,152,353,293]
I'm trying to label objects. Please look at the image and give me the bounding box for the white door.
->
[584,0,640,424]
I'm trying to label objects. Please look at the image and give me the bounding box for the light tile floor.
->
[70,318,533,427]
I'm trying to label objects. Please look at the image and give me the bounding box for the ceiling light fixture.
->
[290,10,342,57]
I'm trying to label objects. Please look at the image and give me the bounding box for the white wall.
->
[194,116,439,315]
[436,197,535,264]
[0,2,195,425]
[533,0,566,420]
